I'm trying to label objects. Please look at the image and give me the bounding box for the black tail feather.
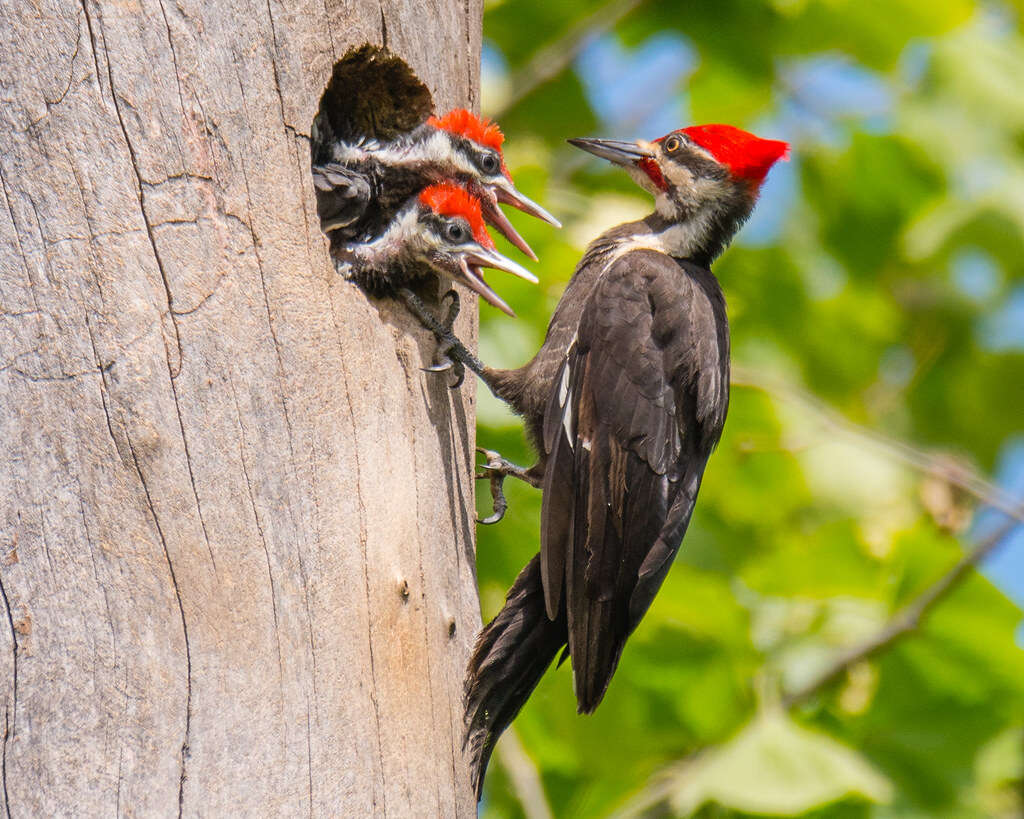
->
[464,554,567,800]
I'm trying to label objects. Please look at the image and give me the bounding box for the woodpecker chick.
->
[335,182,536,318]
[315,109,558,262]
[426,109,561,258]
[311,45,558,260]
[464,124,788,798]
[313,45,558,258]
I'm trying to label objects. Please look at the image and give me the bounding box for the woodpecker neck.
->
[334,202,423,289]
[597,208,737,268]
[330,125,453,171]
[630,183,758,266]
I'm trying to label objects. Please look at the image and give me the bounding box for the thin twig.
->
[489,0,646,118]
[730,367,1024,705]
[783,509,1022,707]
[732,365,1024,524]
[496,725,553,819]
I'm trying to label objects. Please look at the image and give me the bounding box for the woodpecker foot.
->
[399,287,485,389]
[422,290,467,386]
[475,448,542,525]
[424,340,467,387]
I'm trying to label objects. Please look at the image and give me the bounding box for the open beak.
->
[456,245,538,318]
[479,192,539,261]
[567,137,651,167]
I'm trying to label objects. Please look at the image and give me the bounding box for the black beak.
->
[567,138,651,167]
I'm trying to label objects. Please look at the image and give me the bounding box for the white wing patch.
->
[560,363,574,448]
[559,334,579,449]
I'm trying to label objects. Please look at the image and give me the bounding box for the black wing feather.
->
[539,249,729,713]
[311,162,372,235]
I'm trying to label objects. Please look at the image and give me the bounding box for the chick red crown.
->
[427,109,512,178]
[672,124,789,184]
[418,183,494,249]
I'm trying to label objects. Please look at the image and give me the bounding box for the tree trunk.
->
[0,0,482,814]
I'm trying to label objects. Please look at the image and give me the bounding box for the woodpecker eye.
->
[446,221,470,243]
[663,135,683,154]
[479,153,500,175]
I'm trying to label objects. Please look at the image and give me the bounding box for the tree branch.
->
[488,0,645,118]
[783,508,1022,708]
[732,366,1024,525]
[495,725,553,819]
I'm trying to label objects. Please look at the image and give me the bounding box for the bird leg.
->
[398,287,485,389]
[476,447,542,525]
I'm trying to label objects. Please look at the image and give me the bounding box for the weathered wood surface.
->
[0,0,483,814]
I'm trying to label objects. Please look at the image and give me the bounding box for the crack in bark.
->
[0,568,18,819]
[1,709,10,819]
[287,132,317,265]
[38,517,57,583]
[124,433,191,818]
[167,279,224,317]
[72,21,218,583]
[84,314,123,461]
[320,0,337,54]
[113,664,128,815]
[21,12,82,133]
[93,18,219,568]
[397,351,450,811]
[229,58,300,472]
[276,121,324,731]
[169,400,217,574]
[7,365,103,383]
[261,0,291,133]
[26,194,59,290]
[92,2,184,379]
[413,356,474,810]
[329,306,386,814]
[140,171,214,188]
[0,172,32,285]
[78,0,104,95]
[155,0,189,167]
[463,0,475,110]
[0,175,45,347]
[228,375,285,682]
[305,697,314,817]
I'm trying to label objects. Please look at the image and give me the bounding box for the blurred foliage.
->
[475,0,1024,816]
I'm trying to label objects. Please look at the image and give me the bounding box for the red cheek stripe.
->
[639,158,668,192]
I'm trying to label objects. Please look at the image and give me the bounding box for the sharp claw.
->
[398,287,485,386]
[474,448,538,524]
[476,508,506,526]
[450,362,465,389]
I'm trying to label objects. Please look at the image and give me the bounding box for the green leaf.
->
[659,709,893,816]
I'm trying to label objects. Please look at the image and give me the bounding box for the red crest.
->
[418,183,494,248]
[428,109,511,178]
[679,124,789,184]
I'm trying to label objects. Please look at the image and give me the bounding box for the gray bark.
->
[0,0,483,814]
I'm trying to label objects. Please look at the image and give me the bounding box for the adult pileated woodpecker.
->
[339,182,535,317]
[465,124,788,797]
[312,45,558,261]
